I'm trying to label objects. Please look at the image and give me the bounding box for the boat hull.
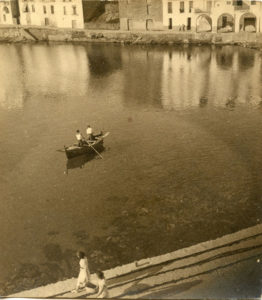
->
[65,139,104,159]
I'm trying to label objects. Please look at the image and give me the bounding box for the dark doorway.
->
[187,17,191,30]
[222,16,227,28]
[244,17,256,31]
[146,19,153,31]
[169,18,172,29]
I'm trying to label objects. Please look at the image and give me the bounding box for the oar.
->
[89,143,103,159]
[84,139,103,159]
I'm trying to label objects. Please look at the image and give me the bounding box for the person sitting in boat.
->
[76,130,85,146]
[86,125,93,140]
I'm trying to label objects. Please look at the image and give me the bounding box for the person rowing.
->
[86,125,93,140]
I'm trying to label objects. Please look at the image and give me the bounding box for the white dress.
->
[76,257,90,289]
[97,278,109,298]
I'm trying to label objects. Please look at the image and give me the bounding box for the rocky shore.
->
[0,26,262,51]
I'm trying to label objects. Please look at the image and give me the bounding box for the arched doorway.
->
[217,14,234,32]
[196,14,212,32]
[239,13,256,32]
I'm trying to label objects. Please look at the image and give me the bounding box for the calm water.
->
[0,43,262,294]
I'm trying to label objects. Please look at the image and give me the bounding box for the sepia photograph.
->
[0,0,262,299]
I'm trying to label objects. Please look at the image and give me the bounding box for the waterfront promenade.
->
[0,25,262,51]
[8,224,262,299]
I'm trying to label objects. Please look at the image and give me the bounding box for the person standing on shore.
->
[72,251,91,293]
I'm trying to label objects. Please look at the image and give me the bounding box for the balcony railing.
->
[193,8,209,13]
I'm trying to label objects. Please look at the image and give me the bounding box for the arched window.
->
[239,12,256,32]
[3,6,9,14]
[196,14,212,32]
[23,4,29,13]
[217,14,234,32]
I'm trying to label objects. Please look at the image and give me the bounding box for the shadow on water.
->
[65,145,105,173]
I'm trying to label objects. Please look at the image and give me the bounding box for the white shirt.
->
[76,133,82,141]
[86,127,93,135]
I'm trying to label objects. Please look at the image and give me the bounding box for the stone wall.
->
[0,27,261,51]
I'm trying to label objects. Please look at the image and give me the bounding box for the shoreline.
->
[8,224,262,298]
[0,26,261,50]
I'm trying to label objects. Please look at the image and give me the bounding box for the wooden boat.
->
[64,132,109,159]
[66,146,105,171]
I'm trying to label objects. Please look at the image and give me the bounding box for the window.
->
[189,1,193,12]
[236,0,242,6]
[32,4,35,12]
[63,6,66,14]
[3,6,9,13]
[72,5,77,15]
[51,5,54,14]
[251,0,256,4]
[43,5,46,13]
[3,14,6,22]
[226,1,231,4]
[168,2,172,14]
[180,1,184,13]
[23,4,29,12]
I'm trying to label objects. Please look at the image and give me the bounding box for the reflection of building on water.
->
[0,46,25,110]
[18,44,90,96]
[121,47,163,107]
[0,44,91,110]
[161,46,211,109]
[87,43,122,77]
[161,46,262,109]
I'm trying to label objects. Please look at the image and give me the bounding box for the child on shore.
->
[95,271,109,298]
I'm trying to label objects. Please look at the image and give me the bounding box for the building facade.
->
[163,0,262,33]
[19,0,84,29]
[119,0,163,30]
[0,0,20,25]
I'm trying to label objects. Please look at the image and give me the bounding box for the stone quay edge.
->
[0,26,261,51]
[7,223,262,299]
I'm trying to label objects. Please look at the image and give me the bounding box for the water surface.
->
[0,43,262,294]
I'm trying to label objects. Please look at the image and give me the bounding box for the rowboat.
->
[64,132,109,159]
[66,147,105,171]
